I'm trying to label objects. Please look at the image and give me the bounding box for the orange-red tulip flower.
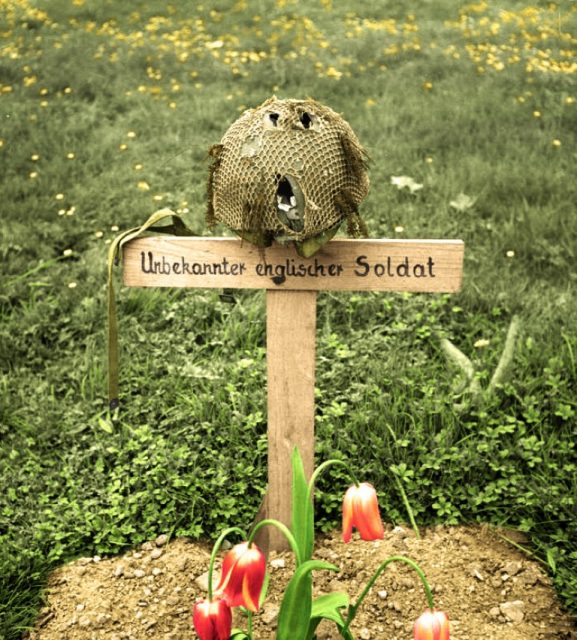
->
[342,482,385,543]
[192,597,232,640]
[414,608,450,640]
[214,541,266,612]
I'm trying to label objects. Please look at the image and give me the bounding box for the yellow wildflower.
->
[325,66,343,80]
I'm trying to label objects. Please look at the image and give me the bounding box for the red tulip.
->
[414,608,450,640]
[192,597,232,640]
[214,541,266,612]
[342,482,385,543]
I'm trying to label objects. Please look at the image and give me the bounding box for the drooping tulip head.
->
[413,608,450,640]
[342,482,385,543]
[214,541,266,612]
[192,597,232,640]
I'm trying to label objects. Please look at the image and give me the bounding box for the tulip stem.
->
[343,555,434,632]
[392,473,421,540]
[207,526,247,601]
[306,459,360,506]
[247,610,253,637]
[301,460,361,564]
[248,518,302,566]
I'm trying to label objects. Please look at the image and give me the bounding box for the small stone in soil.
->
[261,603,280,625]
[270,558,285,569]
[500,600,525,624]
[503,561,523,576]
[155,534,168,547]
[194,571,219,592]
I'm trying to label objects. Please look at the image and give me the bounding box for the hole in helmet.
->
[297,110,320,131]
[275,175,304,232]
[263,112,280,131]
[300,112,313,129]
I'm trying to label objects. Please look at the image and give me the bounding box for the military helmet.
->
[207,97,369,257]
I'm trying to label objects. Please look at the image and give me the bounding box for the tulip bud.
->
[342,482,385,543]
[214,541,266,612]
[192,598,232,640]
[414,608,450,640]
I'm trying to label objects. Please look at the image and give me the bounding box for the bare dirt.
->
[27,524,576,640]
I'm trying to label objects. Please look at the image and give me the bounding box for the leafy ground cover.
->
[1,0,576,637]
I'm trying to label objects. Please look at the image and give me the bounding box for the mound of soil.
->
[27,525,576,639]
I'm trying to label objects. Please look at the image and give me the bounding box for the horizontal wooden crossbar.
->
[122,237,464,293]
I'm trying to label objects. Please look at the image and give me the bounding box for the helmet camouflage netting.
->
[206,97,370,257]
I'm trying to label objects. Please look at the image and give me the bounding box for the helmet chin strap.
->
[107,209,197,410]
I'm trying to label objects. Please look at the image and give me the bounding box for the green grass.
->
[1,0,577,636]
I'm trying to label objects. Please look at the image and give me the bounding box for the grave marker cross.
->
[122,236,464,552]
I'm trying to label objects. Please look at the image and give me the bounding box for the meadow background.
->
[1,0,576,636]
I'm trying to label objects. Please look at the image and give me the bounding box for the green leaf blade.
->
[291,447,313,563]
[310,591,349,624]
[276,560,338,640]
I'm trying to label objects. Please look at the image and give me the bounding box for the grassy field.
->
[1,0,576,636]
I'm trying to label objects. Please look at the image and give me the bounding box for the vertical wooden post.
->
[259,289,317,551]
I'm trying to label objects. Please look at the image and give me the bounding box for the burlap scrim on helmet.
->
[207,97,369,247]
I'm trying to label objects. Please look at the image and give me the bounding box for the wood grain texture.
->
[122,237,464,293]
[262,289,317,551]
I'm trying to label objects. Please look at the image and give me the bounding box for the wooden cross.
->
[122,237,464,552]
